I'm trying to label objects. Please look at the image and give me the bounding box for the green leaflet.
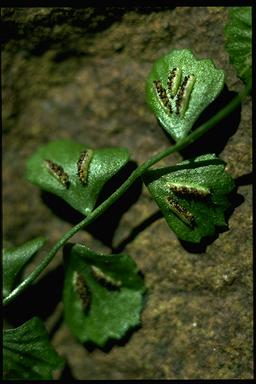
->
[3,317,64,380]
[63,243,146,346]
[225,7,252,85]
[143,154,235,243]
[146,49,225,141]
[26,139,130,215]
[3,237,46,298]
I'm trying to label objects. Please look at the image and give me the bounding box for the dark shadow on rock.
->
[113,210,163,253]
[134,6,176,14]
[160,86,241,159]
[41,192,85,225]
[86,162,143,248]
[235,172,253,187]
[83,323,142,353]
[179,188,245,253]
[48,308,64,340]
[1,8,126,51]
[180,87,241,159]
[180,233,220,254]
[2,7,176,56]
[60,362,77,381]
[3,265,64,328]
[52,49,87,62]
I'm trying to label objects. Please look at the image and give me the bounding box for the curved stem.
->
[3,82,251,306]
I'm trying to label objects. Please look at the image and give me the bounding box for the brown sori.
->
[166,195,195,228]
[77,149,94,184]
[175,74,195,117]
[153,80,172,114]
[73,271,91,312]
[91,265,122,290]
[169,183,210,198]
[44,159,70,188]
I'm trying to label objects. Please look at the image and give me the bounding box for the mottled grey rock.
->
[2,7,252,379]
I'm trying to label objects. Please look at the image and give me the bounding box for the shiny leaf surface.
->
[63,243,146,346]
[26,139,130,215]
[146,49,225,141]
[143,154,235,243]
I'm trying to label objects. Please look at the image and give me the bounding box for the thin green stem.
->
[3,82,251,306]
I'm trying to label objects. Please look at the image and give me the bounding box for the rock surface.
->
[2,7,252,379]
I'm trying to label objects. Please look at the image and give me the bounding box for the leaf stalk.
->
[3,81,251,306]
